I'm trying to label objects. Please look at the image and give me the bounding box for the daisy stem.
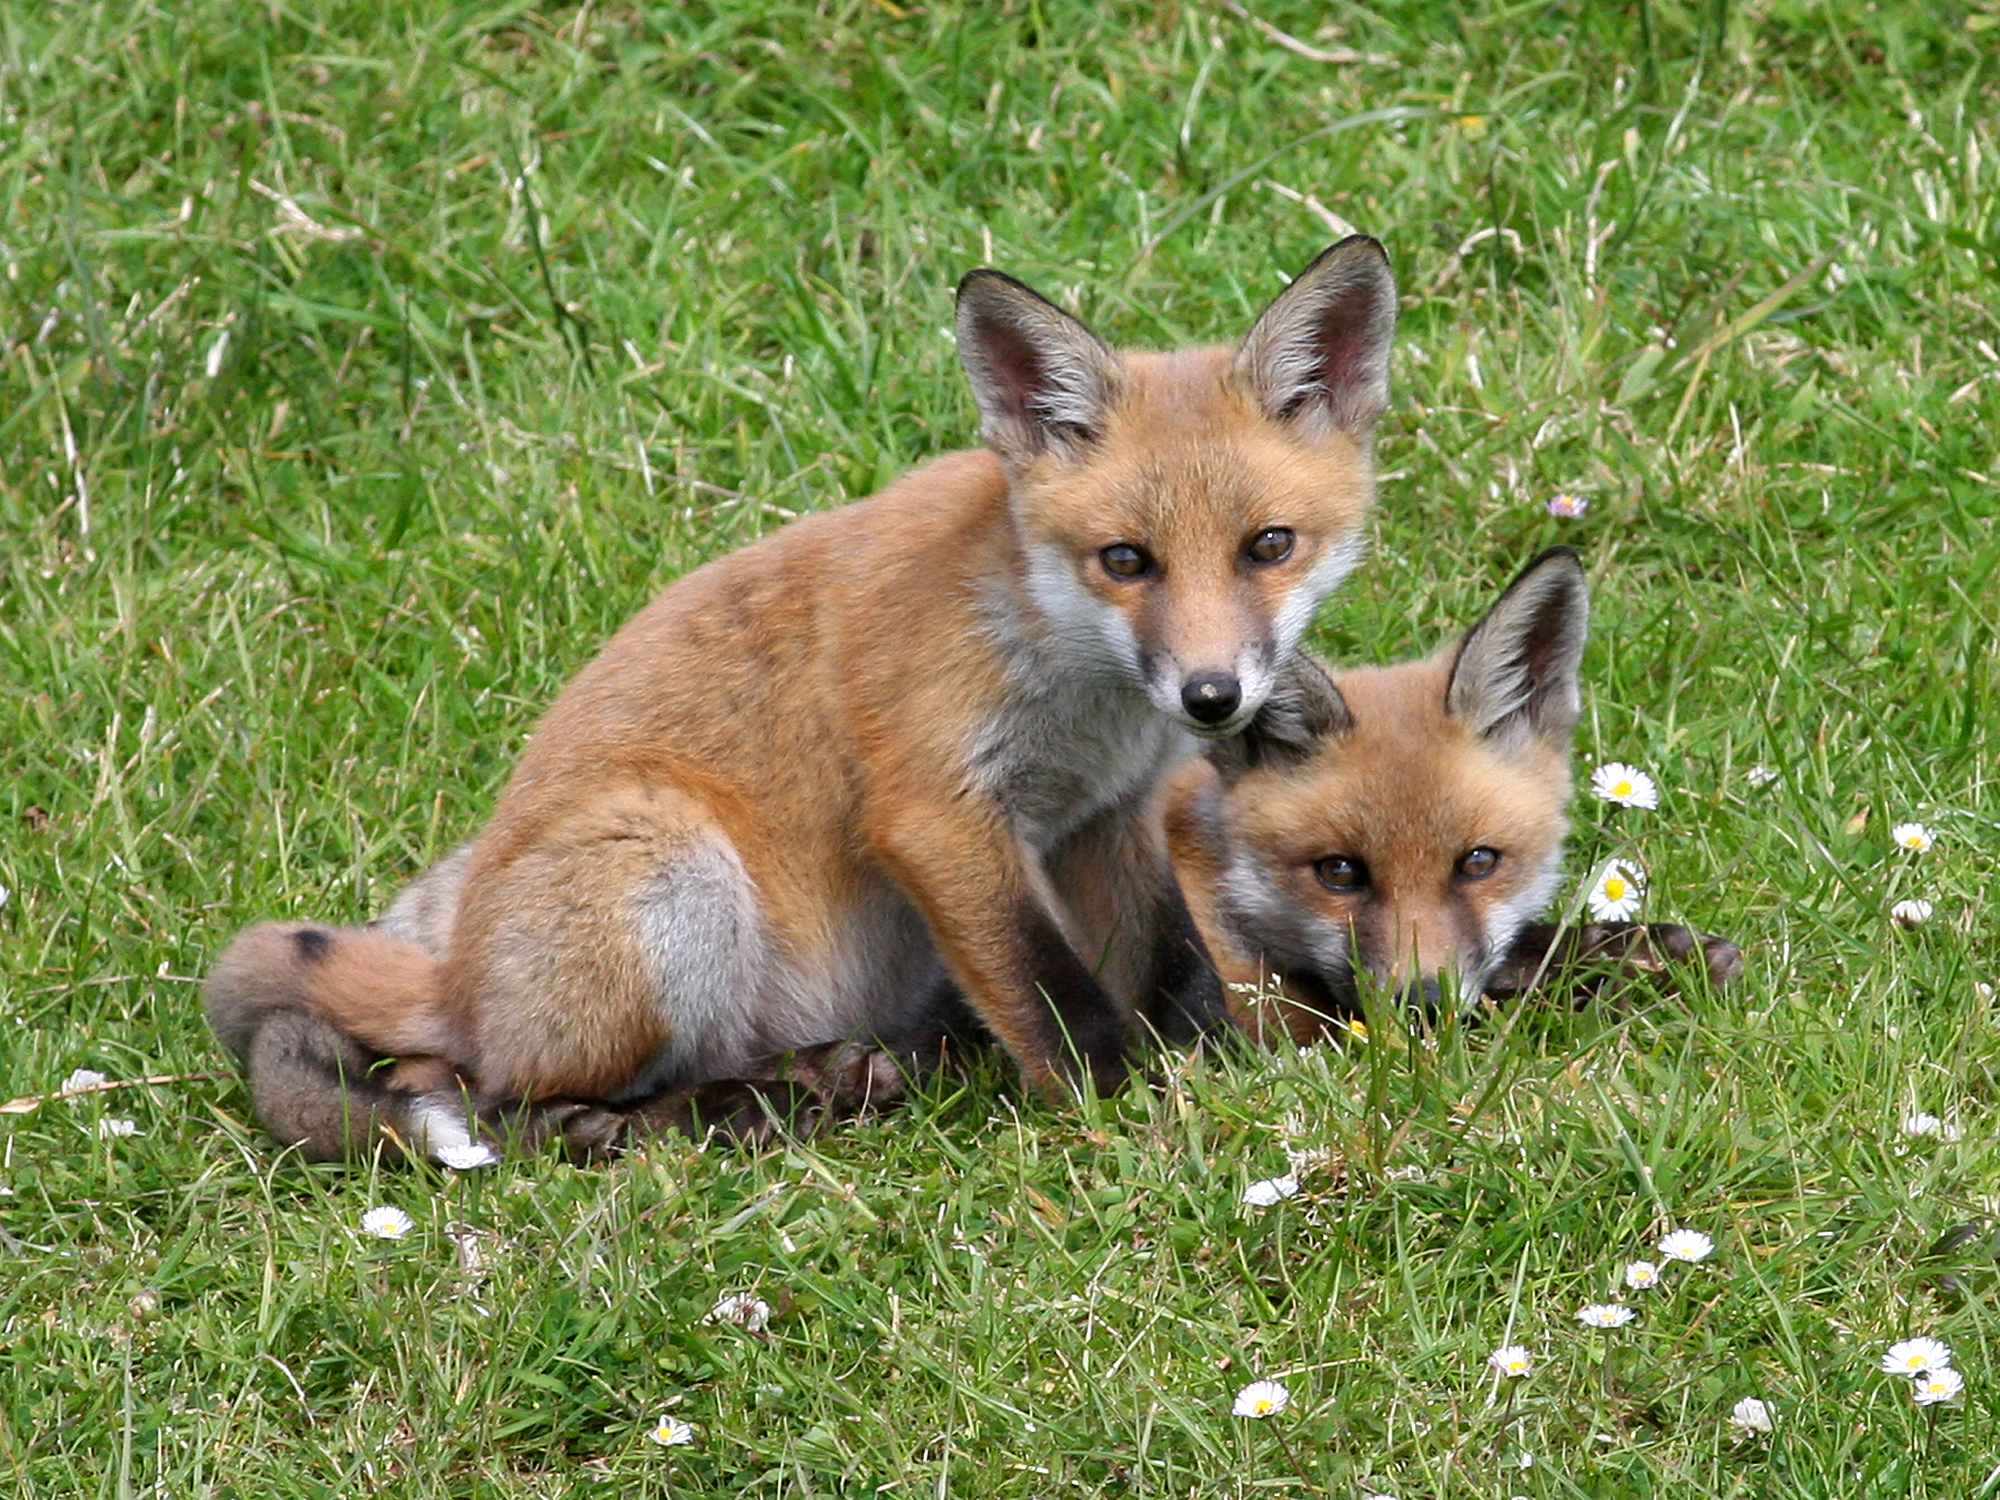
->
[1490,1380,1519,1460]
[1267,1423,1318,1492]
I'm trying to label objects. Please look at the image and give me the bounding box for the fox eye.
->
[1456,847,1501,880]
[1100,542,1152,578]
[1246,527,1295,564]
[1314,855,1368,891]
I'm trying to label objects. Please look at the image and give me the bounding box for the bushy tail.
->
[205,922,486,1163]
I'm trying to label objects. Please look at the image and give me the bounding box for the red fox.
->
[206,238,1401,1162]
[1166,547,1742,1044]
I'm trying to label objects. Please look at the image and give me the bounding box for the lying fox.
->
[206,238,1401,1162]
[1168,546,1742,1043]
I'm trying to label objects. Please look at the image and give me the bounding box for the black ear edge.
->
[1209,656,1355,781]
[952,269,1118,352]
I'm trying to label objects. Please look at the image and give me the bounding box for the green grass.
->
[3,1,1998,1494]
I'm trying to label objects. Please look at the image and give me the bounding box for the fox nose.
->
[1181,672,1241,725]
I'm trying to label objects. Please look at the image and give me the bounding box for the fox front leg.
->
[1047,805,1232,1048]
[1484,921,1745,1005]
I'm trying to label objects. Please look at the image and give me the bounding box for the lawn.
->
[2,1,1997,1495]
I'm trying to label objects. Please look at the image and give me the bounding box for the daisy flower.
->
[359,1206,414,1240]
[1241,1175,1300,1208]
[1545,493,1588,519]
[647,1415,696,1447]
[62,1068,109,1093]
[1728,1397,1775,1435]
[705,1291,772,1332]
[1590,762,1659,810]
[1232,1379,1291,1418]
[1488,1345,1533,1378]
[95,1118,138,1139]
[1901,1112,1962,1143]
[1890,822,1936,853]
[1881,1337,1952,1377]
[1890,898,1933,929]
[1913,1367,1965,1406]
[1658,1228,1714,1263]
[436,1142,499,1170]
[1585,860,1646,921]
[1576,1303,1637,1329]
[1623,1260,1660,1290]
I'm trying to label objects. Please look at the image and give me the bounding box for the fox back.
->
[1170,548,1589,1039]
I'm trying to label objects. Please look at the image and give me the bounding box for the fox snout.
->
[1147,646,1275,737]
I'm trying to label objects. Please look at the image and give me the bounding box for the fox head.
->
[1194,548,1590,1011]
[954,239,1397,737]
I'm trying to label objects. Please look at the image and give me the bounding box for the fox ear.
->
[956,270,1127,469]
[1445,547,1590,749]
[1210,654,1354,782]
[1234,236,1398,441]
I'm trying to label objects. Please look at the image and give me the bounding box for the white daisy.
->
[1728,1397,1775,1434]
[1623,1260,1661,1290]
[1890,822,1936,853]
[359,1206,415,1240]
[1232,1380,1291,1418]
[1901,1112,1962,1143]
[95,1118,138,1139]
[1890,898,1934,929]
[1488,1345,1533,1378]
[436,1142,499,1170]
[1585,860,1646,921]
[705,1291,772,1332]
[1576,1303,1637,1328]
[1658,1228,1714,1263]
[647,1415,695,1447]
[62,1069,109,1093]
[1590,762,1659,810]
[1881,1337,1952,1377]
[1545,493,1588,518]
[1913,1367,1965,1406]
[1241,1175,1300,1208]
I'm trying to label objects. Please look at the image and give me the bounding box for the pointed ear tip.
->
[1516,545,1587,589]
[955,268,1006,301]
[1329,232,1388,260]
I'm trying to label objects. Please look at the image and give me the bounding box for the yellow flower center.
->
[1612,779,1633,797]
[1603,877,1626,901]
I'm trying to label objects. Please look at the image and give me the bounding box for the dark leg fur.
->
[1483,921,1745,1005]
[1136,879,1232,1046]
[1013,902,1132,1095]
[541,1040,917,1159]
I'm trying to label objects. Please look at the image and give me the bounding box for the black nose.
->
[1181,672,1242,724]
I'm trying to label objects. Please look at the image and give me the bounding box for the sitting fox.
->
[205,239,1403,1163]
[1167,546,1742,1044]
